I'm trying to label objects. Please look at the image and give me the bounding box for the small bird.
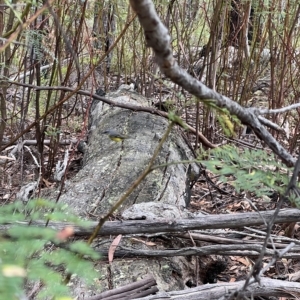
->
[102,129,128,142]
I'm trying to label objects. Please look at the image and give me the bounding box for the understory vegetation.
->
[1,0,300,298]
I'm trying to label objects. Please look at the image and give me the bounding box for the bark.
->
[57,87,198,217]
[5,208,300,236]
[46,86,200,297]
[85,275,158,300]
[133,277,300,300]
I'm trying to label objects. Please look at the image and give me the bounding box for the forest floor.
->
[1,80,299,296]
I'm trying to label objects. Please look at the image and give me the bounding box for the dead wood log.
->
[4,208,300,236]
[85,275,158,300]
[133,277,300,300]
[56,87,199,218]
[97,244,300,259]
[44,87,200,298]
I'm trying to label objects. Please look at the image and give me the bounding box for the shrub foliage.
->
[0,200,99,299]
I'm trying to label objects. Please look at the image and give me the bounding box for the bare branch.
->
[257,102,300,114]
[129,0,295,166]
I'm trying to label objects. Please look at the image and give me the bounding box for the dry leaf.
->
[108,234,122,264]
[236,257,251,267]
[130,237,156,246]
[56,226,74,240]
[43,178,53,188]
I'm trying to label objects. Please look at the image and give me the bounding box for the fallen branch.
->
[97,243,300,259]
[1,139,75,146]
[3,208,300,236]
[133,277,300,300]
[85,275,158,300]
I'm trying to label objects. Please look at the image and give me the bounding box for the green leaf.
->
[69,241,100,259]
[0,198,101,298]
[200,145,291,198]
